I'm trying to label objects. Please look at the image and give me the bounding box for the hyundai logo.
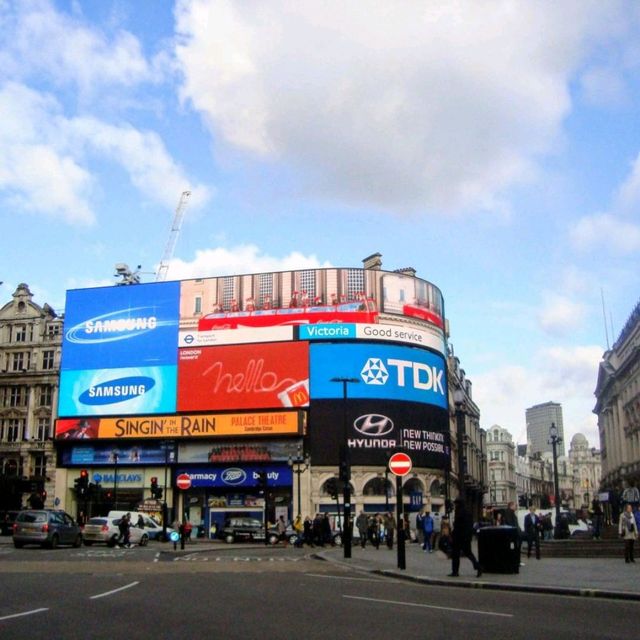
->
[360,358,389,385]
[353,414,394,437]
[221,468,247,485]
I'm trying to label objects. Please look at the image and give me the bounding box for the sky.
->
[1,0,639,450]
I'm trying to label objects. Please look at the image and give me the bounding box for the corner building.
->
[55,255,452,534]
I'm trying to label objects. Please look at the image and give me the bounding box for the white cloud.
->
[174,0,620,213]
[538,294,586,335]
[570,213,640,254]
[472,344,602,447]
[163,245,331,280]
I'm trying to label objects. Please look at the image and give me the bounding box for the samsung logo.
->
[65,306,171,345]
[221,468,247,486]
[79,376,155,405]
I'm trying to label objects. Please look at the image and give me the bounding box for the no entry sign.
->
[176,473,192,490]
[388,452,412,477]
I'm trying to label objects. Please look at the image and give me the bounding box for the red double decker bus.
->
[198,300,378,331]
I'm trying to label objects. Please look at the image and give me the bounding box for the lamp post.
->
[453,388,467,504]
[161,440,175,542]
[288,445,310,517]
[331,376,359,560]
[112,451,119,510]
[549,423,562,538]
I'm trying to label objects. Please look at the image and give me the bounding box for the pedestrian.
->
[136,514,145,529]
[276,515,288,546]
[494,511,503,526]
[312,513,324,546]
[618,503,638,563]
[184,519,193,542]
[591,500,603,540]
[368,514,380,549]
[438,518,452,557]
[448,499,482,578]
[524,505,541,560]
[303,516,314,546]
[541,513,553,540]
[502,501,522,561]
[321,513,333,546]
[422,511,434,552]
[384,512,395,549]
[415,509,425,547]
[431,511,441,551]
[118,513,131,548]
[355,511,368,549]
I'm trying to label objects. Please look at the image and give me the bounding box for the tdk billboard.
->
[310,343,447,408]
[61,282,180,370]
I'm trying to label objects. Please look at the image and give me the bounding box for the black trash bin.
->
[477,526,520,574]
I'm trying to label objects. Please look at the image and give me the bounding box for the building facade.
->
[485,424,516,509]
[54,256,471,534]
[0,284,62,511]
[526,401,565,457]
[568,433,601,509]
[594,299,640,501]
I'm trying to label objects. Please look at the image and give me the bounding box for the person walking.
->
[422,511,434,552]
[355,511,368,549]
[276,515,288,546]
[368,514,380,549]
[384,512,396,549]
[118,513,131,548]
[619,503,639,563]
[415,509,425,547]
[449,499,482,578]
[524,505,541,560]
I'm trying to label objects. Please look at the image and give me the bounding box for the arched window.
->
[430,480,443,497]
[362,477,394,497]
[402,477,425,496]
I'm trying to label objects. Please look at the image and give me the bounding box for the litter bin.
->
[477,526,520,574]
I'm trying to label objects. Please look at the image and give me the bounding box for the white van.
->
[107,511,172,540]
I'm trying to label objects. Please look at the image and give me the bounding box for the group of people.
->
[355,512,403,549]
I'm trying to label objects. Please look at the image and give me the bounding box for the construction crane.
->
[156,190,191,282]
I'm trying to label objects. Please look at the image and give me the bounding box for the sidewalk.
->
[313,540,640,601]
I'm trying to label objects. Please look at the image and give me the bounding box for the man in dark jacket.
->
[449,499,482,577]
[524,506,541,559]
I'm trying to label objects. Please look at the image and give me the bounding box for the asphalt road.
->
[0,544,637,639]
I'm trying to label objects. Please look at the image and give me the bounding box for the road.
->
[0,543,637,639]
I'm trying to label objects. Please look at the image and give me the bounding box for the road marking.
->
[0,608,49,621]
[90,581,140,600]
[343,595,513,618]
[306,573,387,583]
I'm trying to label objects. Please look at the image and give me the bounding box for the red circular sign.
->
[176,474,192,490]
[388,452,412,477]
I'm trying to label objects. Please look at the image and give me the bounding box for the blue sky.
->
[2,0,639,448]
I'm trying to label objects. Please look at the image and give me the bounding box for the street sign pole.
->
[396,473,405,570]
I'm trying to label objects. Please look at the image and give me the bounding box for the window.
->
[6,419,23,442]
[39,385,53,407]
[11,352,27,371]
[194,296,202,314]
[13,325,27,342]
[33,454,47,477]
[46,323,61,338]
[42,350,55,370]
[35,418,49,441]
[258,273,273,307]
[9,386,26,407]
[346,269,364,301]
[298,270,316,301]
[222,277,234,309]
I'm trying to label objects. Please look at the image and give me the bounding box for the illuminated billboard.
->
[58,365,177,417]
[56,411,302,440]
[177,342,309,411]
[61,281,180,370]
[310,343,447,409]
[309,399,450,468]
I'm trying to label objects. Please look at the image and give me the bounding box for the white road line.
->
[343,595,513,618]
[0,607,49,621]
[305,573,387,583]
[90,581,140,600]
[154,552,160,563]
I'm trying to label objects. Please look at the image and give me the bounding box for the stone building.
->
[485,424,517,508]
[0,284,62,510]
[568,433,601,509]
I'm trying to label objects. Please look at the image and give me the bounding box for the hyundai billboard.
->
[309,399,450,468]
[310,343,447,408]
[177,342,309,411]
[61,281,180,371]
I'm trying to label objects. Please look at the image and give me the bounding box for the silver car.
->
[82,516,149,547]
[13,509,83,549]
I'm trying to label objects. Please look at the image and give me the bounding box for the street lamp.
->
[288,445,310,517]
[331,376,359,560]
[161,440,175,542]
[453,388,466,504]
[549,422,563,538]
[112,451,119,510]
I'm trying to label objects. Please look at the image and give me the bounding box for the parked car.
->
[107,511,171,541]
[82,516,150,547]
[12,509,83,549]
[0,510,19,536]
[219,517,281,545]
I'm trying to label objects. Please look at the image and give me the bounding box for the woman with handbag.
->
[618,503,639,563]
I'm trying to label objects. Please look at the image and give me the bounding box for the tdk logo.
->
[65,306,163,345]
[221,468,247,485]
[79,376,155,405]
[361,357,445,395]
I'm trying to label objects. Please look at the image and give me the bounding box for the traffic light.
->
[150,477,158,498]
[339,458,350,483]
[75,469,89,497]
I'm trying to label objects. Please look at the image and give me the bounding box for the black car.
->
[219,517,286,545]
[0,511,19,536]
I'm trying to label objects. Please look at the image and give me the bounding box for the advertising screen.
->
[177,342,309,411]
[55,411,303,440]
[174,465,292,488]
[61,281,180,371]
[178,439,303,464]
[310,343,447,408]
[381,273,444,329]
[58,365,177,417]
[308,399,450,468]
[179,326,294,347]
[60,443,173,466]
